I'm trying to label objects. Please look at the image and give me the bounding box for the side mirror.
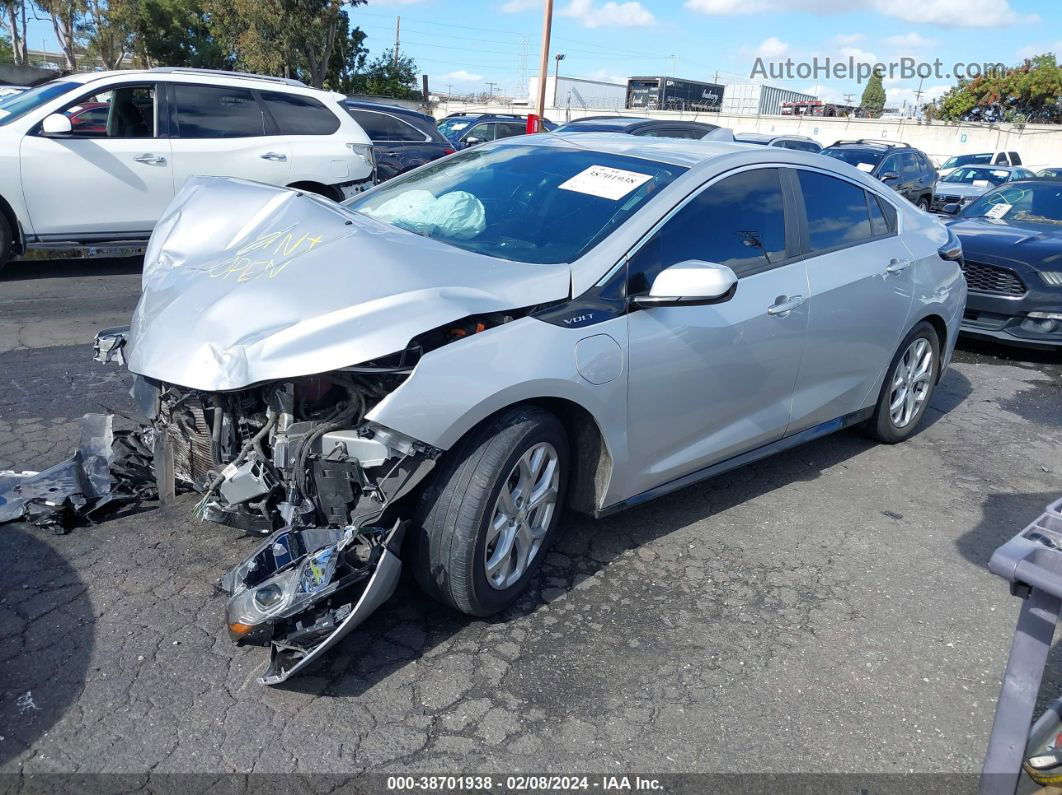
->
[41,113,73,136]
[632,261,738,308]
[940,202,961,215]
[879,171,899,182]
[463,136,482,146]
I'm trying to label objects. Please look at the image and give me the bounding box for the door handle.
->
[134,153,166,165]
[767,295,805,316]
[260,151,288,162]
[382,151,401,156]
[884,258,912,275]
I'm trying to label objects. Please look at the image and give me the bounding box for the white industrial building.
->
[526,75,628,112]
[524,75,818,117]
[719,81,819,116]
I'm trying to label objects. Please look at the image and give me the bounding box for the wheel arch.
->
[0,192,25,254]
[287,181,343,202]
[913,311,949,383]
[435,396,615,517]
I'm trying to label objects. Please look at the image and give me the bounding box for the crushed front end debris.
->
[0,413,156,533]
[137,372,441,684]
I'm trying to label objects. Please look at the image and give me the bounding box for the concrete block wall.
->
[433,101,1062,170]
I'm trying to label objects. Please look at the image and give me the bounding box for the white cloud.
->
[834,33,864,46]
[883,0,1036,27]
[801,83,847,103]
[439,69,485,83]
[581,67,627,84]
[885,32,934,49]
[1016,41,1062,60]
[753,36,790,58]
[501,0,538,11]
[840,46,879,64]
[560,0,655,27]
[685,0,769,12]
[685,0,1036,27]
[885,82,950,109]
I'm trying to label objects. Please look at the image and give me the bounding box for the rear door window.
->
[260,91,339,135]
[495,121,527,139]
[464,122,495,142]
[797,170,874,253]
[173,84,264,138]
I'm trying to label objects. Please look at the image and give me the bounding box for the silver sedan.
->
[111,133,967,682]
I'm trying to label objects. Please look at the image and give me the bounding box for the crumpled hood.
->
[128,177,571,391]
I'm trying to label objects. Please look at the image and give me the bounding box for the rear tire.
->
[0,213,12,277]
[411,406,569,617]
[863,321,940,443]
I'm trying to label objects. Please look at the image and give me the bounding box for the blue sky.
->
[27,0,1060,109]
[351,0,1058,108]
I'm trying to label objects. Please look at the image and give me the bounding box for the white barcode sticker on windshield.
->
[985,202,1011,219]
[559,165,653,200]
[856,162,875,172]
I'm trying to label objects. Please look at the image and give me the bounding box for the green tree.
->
[36,0,85,70]
[349,48,420,99]
[860,68,886,117]
[127,0,231,69]
[1,0,26,64]
[206,0,364,88]
[84,0,133,69]
[937,53,1062,123]
[323,9,368,92]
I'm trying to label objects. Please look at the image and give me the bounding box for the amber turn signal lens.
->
[228,622,255,636]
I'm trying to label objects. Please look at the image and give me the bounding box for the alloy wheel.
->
[484,442,560,590]
[889,337,934,429]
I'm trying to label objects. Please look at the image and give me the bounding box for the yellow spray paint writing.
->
[208,227,324,283]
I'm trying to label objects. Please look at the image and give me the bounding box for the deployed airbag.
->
[361,189,486,240]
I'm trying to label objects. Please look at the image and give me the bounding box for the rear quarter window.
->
[260,91,340,135]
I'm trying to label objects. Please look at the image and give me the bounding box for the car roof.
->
[58,68,344,100]
[502,131,760,167]
[343,99,432,120]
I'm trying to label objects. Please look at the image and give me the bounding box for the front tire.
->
[916,196,930,211]
[411,406,569,617]
[863,321,940,443]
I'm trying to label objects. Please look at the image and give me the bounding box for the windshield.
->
[942,167,1012,186]
[962,182,1062,226]
[821,147,885,172]
[345,143,686,264]
[0,80,76,126]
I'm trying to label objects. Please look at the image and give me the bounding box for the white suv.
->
[0,67,375,272]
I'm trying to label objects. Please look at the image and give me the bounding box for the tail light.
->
[443,147,456,155]
[938,227,963,263]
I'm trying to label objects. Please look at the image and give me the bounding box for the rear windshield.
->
[821,147,885,171]
[0,81,76,126]
[345,143,686,264]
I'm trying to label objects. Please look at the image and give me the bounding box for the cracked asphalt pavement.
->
[1,256,1061,777]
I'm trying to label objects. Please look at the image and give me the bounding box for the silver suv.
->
[104,134,966,682]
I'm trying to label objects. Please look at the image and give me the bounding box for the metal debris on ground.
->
[0,413,157,533]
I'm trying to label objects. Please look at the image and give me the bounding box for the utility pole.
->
[554,53,565,84]
[487,81,498,100]
[394,16,400,67]
[669,54,677,76]
[913,76,924,117]
[534,0,554,131]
